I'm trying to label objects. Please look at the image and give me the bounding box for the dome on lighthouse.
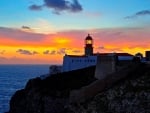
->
[85,34,92,40]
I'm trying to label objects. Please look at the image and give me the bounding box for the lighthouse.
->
[85,34,93,56]
[62,34,97,72]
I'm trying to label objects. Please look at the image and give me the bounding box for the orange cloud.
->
[0,26,150,64]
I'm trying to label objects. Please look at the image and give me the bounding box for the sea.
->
[0,64,50,113]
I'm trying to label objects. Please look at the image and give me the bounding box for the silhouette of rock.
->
[8,66,96,113]
[8,63,150,113]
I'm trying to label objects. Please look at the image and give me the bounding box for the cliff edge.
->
[8,66,96,113]
[8,63,150,113]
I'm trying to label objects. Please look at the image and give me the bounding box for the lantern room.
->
[85,34,93,56]
[85,34,93,45]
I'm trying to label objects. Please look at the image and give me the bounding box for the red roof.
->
[96,53,133,56]
[115,53,133,56]
[65,53,133,57]
[66,55,87,58]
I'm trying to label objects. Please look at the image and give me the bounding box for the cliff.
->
[8,66,96,113]
[67,63,150,113]
[8,63,150,113]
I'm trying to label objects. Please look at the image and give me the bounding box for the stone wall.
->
[68,63,150,113]
[70,63,138,103]
[95,55,116,80]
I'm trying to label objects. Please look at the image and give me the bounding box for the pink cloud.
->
[0,27,45,42]
[1,26,150,52]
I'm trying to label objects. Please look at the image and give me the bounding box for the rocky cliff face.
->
[8,64,150,113]
[67,63,150,113]
[8,66,96,113]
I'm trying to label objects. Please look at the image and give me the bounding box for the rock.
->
[8,64,150,113]
[8,66,96,113]
[67,63,150,113]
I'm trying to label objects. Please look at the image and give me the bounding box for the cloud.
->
[1,26,150,56]
[16,49,39,55]
[43,48,66,55]
[43,50,57,55]
[29,4,42,11]
[33,51,39,54]
[125,10,150,19]
[1,27,150,64]
[21,26,33,32]
[50,50,57,55]
[136,10,150,16]
[43,50,50,54]
[0,50,5,54]
[0,27,45,42]
[57,48,66,54]
[22,26,31,30]
[29,0,83,14]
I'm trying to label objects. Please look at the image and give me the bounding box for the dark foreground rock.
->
[8,64,150,113]
[67,63,150,113]
[8,66,96,113]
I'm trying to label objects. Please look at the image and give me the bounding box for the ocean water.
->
[0,65,50,113]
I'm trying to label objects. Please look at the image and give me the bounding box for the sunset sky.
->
[0,0,150,64]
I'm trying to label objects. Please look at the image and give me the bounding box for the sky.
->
[0,0,150,64]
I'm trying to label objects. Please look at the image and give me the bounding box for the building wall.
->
[118,56,133,61]
[95,55,117,80]
[145,51,150,61]
[62,55,97,72]
[62,54,133,72]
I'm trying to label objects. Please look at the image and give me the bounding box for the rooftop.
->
[65,53,133,58]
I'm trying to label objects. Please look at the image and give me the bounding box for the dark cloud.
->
[29,0,83,14]
[33,51,39,54]
[69,0,82,12]
[43,48,66,55]
[0,27,45,41]
[125,10,150,19]
[136,10,150,16]
[43,50,57,55]
[57,48,66,54]
[43,50,50,54]
[16,49,38,55]
[22,26,31,30]
[29,4,42,11]
[50,50,56,55]
[0,50,5,54]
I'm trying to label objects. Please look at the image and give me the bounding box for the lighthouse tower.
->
[85,34,93,56]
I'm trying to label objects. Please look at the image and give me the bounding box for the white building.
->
[62,34,134,72]
[62,55,97,72]
[62,34,97,72]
